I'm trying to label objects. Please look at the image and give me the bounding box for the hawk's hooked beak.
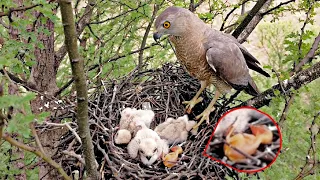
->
[153,32,162,42]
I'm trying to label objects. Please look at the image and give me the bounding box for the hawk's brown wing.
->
[205,42,259,96]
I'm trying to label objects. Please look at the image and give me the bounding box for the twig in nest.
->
[44,122,82,144]
[30,122,46,155]
[96,138,121,180]
[62,150,85,165]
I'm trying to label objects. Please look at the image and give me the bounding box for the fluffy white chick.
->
[114,129,131,144]
[127,125,169,166]
[115,108,155,145]
[118,107,137,130]
[119,108,154,135]
[131,109,155,128]
[154,115,197,144]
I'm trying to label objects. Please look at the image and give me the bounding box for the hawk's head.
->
[153,6,193,41]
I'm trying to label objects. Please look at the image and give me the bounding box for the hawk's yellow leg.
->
[193,91,221,129]
[183,81,209,114]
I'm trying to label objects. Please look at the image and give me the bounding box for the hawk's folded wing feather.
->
[205,42,250,86]
[205,42,260,96]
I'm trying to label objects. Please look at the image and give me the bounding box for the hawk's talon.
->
[183,97,203,114]
[193,107,216,129]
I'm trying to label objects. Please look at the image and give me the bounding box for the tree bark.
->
[59,0,99,179]
[28,13,59,114]
[232,0,269,39]
[55,0,96,66]
[237,0,272,43]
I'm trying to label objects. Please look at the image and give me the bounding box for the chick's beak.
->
[153,32,162,42]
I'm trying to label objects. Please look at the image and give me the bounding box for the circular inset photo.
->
[203,106,282,173]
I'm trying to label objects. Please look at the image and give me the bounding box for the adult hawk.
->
[153,7,270,129]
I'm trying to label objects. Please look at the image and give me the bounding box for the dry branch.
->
[0,69,30,90]
[220,0,250,31]
[138,4,160,70]
[261,0,296,16]
[0,4,41,17]
[30,122,45,155]
[237,0,272,43]
[232,0,269,38]
[59,0,99,179]
[293,33,320,74]
[294,112,320,180]
[241,61,320,108]
[89,3,145,24]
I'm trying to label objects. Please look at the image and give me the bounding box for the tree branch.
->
[220,0,250,31]
[0,69,29,89]
[189,0,205,12]
[294,112,320,180]
[236,0,272,43]
[59,0,99,179]
[57,40,163,96]
[2,133,71,180]
[54,78,74,97]
[278,94,295,126]
[232,0,269,38]
[0,4,41,17]
[261,0,296,16]
[293,32,320,74]
[89,4,145,24]
[88,41,163,72]
[240,61,320,108]
[138,4,159,70]
[55,0,96,66]
[30,122,45,155]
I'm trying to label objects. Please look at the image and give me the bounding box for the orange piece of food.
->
[224,132,261,162]
[163,146,183,168]
[250,125,273,144]
[224,124,274,162]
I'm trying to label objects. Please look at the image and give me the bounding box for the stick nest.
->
[55,63,242,179]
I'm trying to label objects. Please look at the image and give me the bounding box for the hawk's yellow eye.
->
[163,21,170,29]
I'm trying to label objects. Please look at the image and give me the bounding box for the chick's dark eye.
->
[163,21,170,29]
[138,149,143,154]
[153,148,157,153]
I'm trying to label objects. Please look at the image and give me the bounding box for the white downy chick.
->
[131,109,155,128]
[114,129,131,144]
[115,108,155,145]
[119,107,137,130]
[127,125,169,166]
[119,108,154,135]
[155,115,197,144]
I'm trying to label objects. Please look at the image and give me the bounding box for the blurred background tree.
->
[0,0,319,179]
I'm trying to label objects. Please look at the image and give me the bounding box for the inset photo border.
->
[203,106,282,173]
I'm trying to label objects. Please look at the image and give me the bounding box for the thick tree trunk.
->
[8,1,64,179]
[29,13,59,114]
